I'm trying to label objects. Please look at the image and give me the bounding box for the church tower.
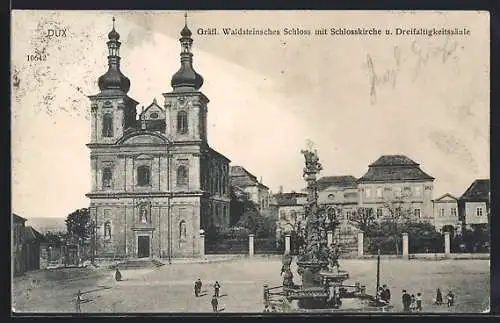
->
[163,14,208,143]
[86,15,231,260]
[89,18,138,144]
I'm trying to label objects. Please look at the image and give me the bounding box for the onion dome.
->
[97,17,131,93]
[171,14,204,91]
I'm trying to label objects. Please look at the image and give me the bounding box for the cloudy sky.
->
[11,10,489,219]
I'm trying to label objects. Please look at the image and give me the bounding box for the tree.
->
[369,191,414,255]
[349,207,376,233]
[43,231,68,246]
[65,208,91,245]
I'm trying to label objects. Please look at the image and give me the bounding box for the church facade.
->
[86,18,230,259]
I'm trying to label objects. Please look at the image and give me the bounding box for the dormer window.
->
[150,112,159,119]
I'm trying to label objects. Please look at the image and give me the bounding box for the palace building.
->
[86,18,231,259]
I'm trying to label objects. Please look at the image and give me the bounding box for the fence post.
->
[249,234,255,257]
[357,231,364,257]
[199,230,205,258]
[285,233,291,254]
[444,231,451,256]
[327,231,333,246]
[402,232,409,259]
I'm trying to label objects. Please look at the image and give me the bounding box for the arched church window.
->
[177,110,188,134]
[102,167,112,189]
[137,165,151,186]
[102,113,113,137]
[179,220,187,241]
[104,221,112,240]
[177,165,189,186]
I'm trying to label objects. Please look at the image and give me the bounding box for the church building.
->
[86,17,231,259]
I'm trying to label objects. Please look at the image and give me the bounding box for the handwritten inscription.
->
[366,37,463,104]
[410,37,461,81]
[366,47,401,105]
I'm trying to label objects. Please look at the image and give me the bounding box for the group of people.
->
[434,288,455,307]
[194,278,222,312]
[376,284,392,305]
[402,288,455,312]
[402,290,423,312]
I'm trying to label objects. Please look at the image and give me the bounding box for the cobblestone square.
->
[12,257,490,313]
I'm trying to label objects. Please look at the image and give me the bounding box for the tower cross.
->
[184,12,188,25]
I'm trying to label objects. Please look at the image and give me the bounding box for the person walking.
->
[211,294,218,312]
[194,278,202,297]
[416,293,423,312]
[263,305,270,312]
[447,290,455,307]
[214,281,221,297]
[75,290,82,313]
[271,305,278,312]
[435,288,443,305]
[402,290,411,312]
[115,268,122,282]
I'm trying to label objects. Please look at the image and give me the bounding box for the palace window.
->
[393,187,402,197]
[179,220,187,241]
[451,207,457,217]
[328,194,335,200]
[414,208,421,218]
[376,208,383,218]
[365,188,371,198]
[177,165,189,186]
[346,211,352,221]
[102,113,113,137]
[476,207,483,217]
[414,186,422,197]
[177,110,188,134]
[102,167,112,189]
[440,208,445,217]
[376,187,383,198]
[137,165,151,186]
[104,221,112,240]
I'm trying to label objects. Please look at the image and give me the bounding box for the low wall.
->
[355,253,489,260]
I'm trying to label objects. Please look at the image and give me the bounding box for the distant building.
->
[24,226,46,271]
[316,176,359,247]
[357,155,435,222]
[459,179,490,230]
[432,193,461,235]
[12,214,27,276]
[272,192,307,238]
[230,165,270,212]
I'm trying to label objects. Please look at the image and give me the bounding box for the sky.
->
[11,10,489,219]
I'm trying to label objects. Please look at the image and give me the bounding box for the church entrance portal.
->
[137,236,150,258]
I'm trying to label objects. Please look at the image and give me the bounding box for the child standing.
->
[447,290,455,307]
[416,293,423,312]
[410,294,417,312]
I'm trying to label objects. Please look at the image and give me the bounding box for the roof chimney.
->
[279,185,283,193]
